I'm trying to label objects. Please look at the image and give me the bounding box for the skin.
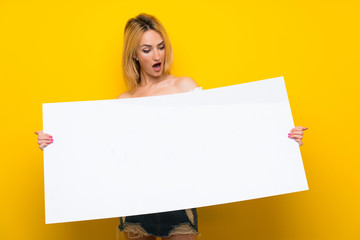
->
[289,126,308,146]
[120,30,199,98]
[35,29,308,240]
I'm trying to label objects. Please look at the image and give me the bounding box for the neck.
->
[139,71,168,88]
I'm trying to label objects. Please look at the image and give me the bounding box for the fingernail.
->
[49,135,53,138]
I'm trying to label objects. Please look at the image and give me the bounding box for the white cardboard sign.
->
[43,77,308,224]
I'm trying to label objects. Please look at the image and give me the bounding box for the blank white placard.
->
[42,76,308,224]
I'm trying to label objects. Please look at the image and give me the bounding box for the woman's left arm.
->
[288,126,308,146]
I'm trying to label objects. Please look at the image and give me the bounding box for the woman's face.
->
[136,30,165,78]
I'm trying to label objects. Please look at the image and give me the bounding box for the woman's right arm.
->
[35,130,53,150]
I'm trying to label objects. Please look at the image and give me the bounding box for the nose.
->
[153,49,160,61]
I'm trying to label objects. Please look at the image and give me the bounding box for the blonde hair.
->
[122,13,173,92]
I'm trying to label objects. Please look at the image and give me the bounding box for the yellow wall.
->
[1,0,359,239]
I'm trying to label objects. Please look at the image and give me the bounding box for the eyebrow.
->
[140,41,164,48]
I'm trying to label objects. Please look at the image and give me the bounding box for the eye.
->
[142,49,150,53]
[159,45,165,50]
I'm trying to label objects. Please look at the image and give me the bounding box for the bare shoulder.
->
[173,76,199,92]
[117,91,132,99]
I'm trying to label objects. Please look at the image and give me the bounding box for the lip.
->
[152,62,162,72]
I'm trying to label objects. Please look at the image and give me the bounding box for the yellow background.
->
[1,0,359,239]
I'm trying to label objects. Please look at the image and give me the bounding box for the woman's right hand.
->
[35,130,53,150]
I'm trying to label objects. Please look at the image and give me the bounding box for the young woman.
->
[35,13,308,240]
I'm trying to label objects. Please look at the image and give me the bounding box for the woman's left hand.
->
[288,126,308,146]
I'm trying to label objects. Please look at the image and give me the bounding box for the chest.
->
[131,85,182,98]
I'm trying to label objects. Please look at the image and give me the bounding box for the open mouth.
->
[152,62,161,72]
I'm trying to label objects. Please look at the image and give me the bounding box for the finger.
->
[39,143,48,150]
[294,138,303,146]
[289,134,303,140]
[45,134,53,139]
[292,126,308,131]
[38,139,53,144]
[288,133,303,139]
[34,130,43,135]
[290,130,304,135]
[288,132,303,137]
[290,128,298,133]
[38,135,53,140]
[290,129,304,133]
